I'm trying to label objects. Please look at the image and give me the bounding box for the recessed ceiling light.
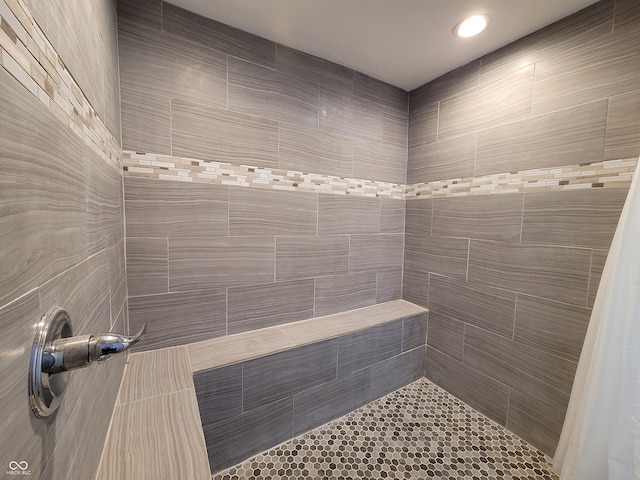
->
[455,14,491,38]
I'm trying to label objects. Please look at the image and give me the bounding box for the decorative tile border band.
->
[0,0,120,171]
[123,151,637,200]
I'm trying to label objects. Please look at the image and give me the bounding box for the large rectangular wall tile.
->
[354,71,407,118]
[203,397,293,473]
[613,0,640,32]
[383,112,408,149]
[121,87,171,154]
[408,102,438,149]
[243,339,337,410]
[604,89,640,160]
[402,313,428,352]
[426,312,464,362]
[354,139,407,184]
[228,56,318,128]
[318,195,380,235]
[404,235,469,280]
[507,386,569,456]
[129,289,227,351]
[380,199,405,234]
[514,294,591,362]
[464,325,577,398]
[476,100,607,175]
[275,44,353,94]
[428,275,516,338]
[588,249,608,308]
[468,240,591,306]
[425,347,510,425]
[315,272,377,317]
[337,320,402,376]
[432,193,523,242]
[228,279,315,334]
[438,65,533,141]
[171,99,279,168]
[410,60,480,106]
[162,2,276,68]
[119,347,193,404]
[126,238,168,296]
[370,347,425,400]
[229,187,317,236]
[276,235,349,281]
[532,25,640,116]
[349,234,404,273]
[376,267,403,303]
[405,198,432,236]
[125,177,228,237]
[522,188,626,249]
[319,88,383,142]
[194,363,243,426]
[278,123,354,178]
[293,369,371,436]
[407,133,476,183]
[402,268,429,308]
[170,237,275,290]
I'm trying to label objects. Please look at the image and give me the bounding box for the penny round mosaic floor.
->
[213,378,558,480]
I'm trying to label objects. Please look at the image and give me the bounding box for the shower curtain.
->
[553,156,640,480]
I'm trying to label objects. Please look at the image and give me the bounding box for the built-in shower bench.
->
[96,300,427,480]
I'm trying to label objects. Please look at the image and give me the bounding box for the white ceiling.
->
[166,0,601,91]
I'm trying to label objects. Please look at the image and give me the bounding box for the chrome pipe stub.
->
[29,306,72,418]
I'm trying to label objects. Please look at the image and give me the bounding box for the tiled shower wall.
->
[118,0,409,351]
[0,0,125,479]
[405,0,640,456]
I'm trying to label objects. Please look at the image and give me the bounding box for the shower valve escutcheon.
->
[29,306,146,418]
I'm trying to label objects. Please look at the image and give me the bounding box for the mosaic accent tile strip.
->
[212,378,558,480]
[124,150,636,200]
[0,0,121,170]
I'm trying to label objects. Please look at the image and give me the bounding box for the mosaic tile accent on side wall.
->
[212,378,558,480]
[123,150,636,200]
[0,0,121,170]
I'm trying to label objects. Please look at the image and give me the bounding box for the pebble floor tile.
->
[212,379,558,479]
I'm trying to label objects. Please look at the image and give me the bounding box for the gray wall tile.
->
[293,369,371,436]
[408,102,438,149]
[432,193,523,242]
[129,289,227,351]
[408,132,476,183]
[514,294,591,362]
[425,347,510,425]
[171,99,279,168]
[319,88,383,142]
[354,71,407,118]
[428,275,516,338]
[405,198,432,236]
[125,238,168,297]
[337,321,402,376]
[522,188,627,249]
[402,313,428,352]
[380,199,405,234]
[161,2,276,68]
[401,269,429,308]
[243,339,337,410]
[170,237,275,290]
[426,312,465,362]
[613,0,640,32]
[202,397,293,473]
[194,363,243,426]
[315,272,377,317]
[410,60,480,106]
[349,234,404,272]
[278,123,354,178]
[228,279,315,334]
[229,187,317,236]
[276,235,349,281]
[476,100,607,176]
[228,56,318,128]
[354,139,407,184]
[468,240,591,306]
[318,195,380,235]
[376,267,403,303]
[383,112,409,149]
[404,235,469,281]
[604,88,640,160]
[121,87,171,154]
[370,347,425,400]
[588,249,608,308]
[125,177,228,237]
[438,65,533,141]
